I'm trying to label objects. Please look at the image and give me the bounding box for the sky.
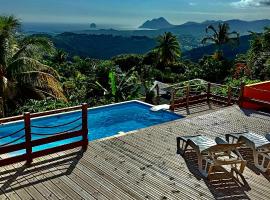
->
[0,0,270,27]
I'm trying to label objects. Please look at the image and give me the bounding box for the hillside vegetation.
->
[1,15,269,117]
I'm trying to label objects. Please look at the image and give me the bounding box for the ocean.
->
[22,22,137,34]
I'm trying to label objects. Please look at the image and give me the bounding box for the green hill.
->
[51,32,156,59]
[183,35,251,61]
[47,32,250,61]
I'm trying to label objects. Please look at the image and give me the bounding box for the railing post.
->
[170,89,175,112]
[156,84,160,105]
[207,82,211,105]
[227,86,232,106]
[186,84,190,110]
[24,112,32,165]
[0,97,4,118]
[239,83,245,107]
[82,103,88,151]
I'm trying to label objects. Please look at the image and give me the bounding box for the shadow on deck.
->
[182,151,251,200]
[0,150,83,197]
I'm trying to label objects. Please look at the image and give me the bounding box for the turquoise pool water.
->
[0,101,182,155]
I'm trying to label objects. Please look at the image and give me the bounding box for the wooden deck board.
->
[1,105,270,199]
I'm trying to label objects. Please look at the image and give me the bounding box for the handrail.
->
[170,82,238,111]
[173,83,208,91]
[31,116,82,129]
[0,103,89,167]
[0,127,25,140]
[210,83,227,87]
[0,105,83,124]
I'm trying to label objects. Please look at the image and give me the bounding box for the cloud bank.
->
[231,0,270,7]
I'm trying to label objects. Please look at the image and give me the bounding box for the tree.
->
[247,27,270,80]
[53,49,68,65]
[112,54,142,72]
[197,56,231,82]
[0,15,66,115]
[155,32,181,68]
[202,23,239,59]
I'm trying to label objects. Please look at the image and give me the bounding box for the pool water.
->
[0,101,182,155]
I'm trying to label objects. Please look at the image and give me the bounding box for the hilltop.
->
[139,17,174,29]
[158,18,270,36]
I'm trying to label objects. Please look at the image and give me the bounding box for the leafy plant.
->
[0,15,66,116]
[96,67,140,102]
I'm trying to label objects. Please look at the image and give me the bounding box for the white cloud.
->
[231,0,270,7]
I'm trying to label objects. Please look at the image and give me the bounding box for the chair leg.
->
[239,160,247,174]
[253,150,269,172]
[267,161,270,173]
[176,138,188,155]
[198,156,208,177]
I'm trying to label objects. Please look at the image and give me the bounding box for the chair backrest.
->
[190,136,241,154]
[188,135,216,153]
[239,132,270,149]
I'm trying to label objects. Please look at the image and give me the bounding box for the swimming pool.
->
[0,101,182,155]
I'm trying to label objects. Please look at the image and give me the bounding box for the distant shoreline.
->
[22,22,139,34]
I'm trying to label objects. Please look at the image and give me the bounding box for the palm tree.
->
[0,15,66,116]
[155,32,181,67]
[202,23,240,50]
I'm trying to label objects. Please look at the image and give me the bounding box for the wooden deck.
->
[0,105,270,200]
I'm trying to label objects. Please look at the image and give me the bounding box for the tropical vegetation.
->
[0,16,66,116]
[202,23,240,60]
[0,15,269,117]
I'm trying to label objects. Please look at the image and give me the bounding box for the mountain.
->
[160,19,270,37]
[139,17,174,29]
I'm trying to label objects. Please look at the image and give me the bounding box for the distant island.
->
[139,17,174,29]
[90,23,97,28]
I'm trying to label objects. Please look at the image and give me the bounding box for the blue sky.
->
[0,0,269,27]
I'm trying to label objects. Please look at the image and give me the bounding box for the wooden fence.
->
[0,103,88,167]
[167,82,240,111]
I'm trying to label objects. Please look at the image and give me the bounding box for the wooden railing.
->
[169,82,240,111]
[0,103,88,167]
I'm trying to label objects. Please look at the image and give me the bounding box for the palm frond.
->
[12,36,55,60]
[155,32,181,65]
[0,15,20,37]
[17,71,67,101]
[0,16,21,68]
[206,25,218,36]
[7,57,60,80]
